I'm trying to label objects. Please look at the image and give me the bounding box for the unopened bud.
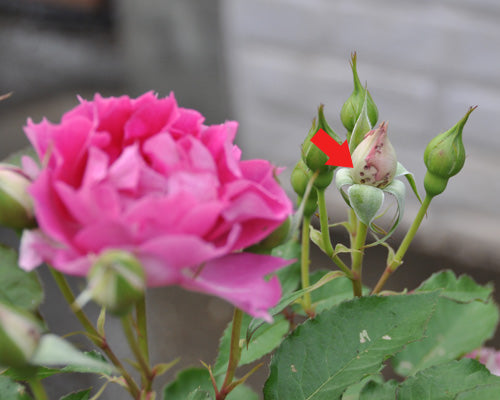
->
[290,160,318,217]
[0,164,34,230]
[351,122,397,188]
[340,52,378,132]
[423,107,475,197]
[0,302,43,367]
[85,250,145,316]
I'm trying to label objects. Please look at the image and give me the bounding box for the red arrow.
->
[310,128,353,168]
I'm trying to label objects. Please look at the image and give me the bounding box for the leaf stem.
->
[49,268,141,398]
[372,194,432,294]
[218,308,243,400]
[28,378,48,400]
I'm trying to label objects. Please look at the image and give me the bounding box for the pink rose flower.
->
[19,92,292,320]
[465,347,500,376]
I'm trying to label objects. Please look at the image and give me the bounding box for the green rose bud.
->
[351,121,397,188]
[290,160,318,217]
[0,164,35,230]
[0,302,43,367]
[302,105,342,174]
[423,106,476,197]
[340,52,378,133]
[86,250,146,316]
[247,218,291,253]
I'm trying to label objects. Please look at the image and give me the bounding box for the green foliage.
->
[272,240,302,296]
[392,271,499,376]
[0,375,32,400]
[163,368,258,400]
[0,246,43,312]
[264,293,438,400]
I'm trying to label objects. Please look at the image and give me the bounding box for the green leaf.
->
[60,389,91,400]
[31,335,114,375]
[414,270,493,303]
[163,368,258,400]
[359,379,397,400]
[213,313,289,377]
[397,359,500,399]
[347,184,384,228]
[341,375,384,400]
[0,375,32,400]
[263,293,439,400]
[392,297,499,376]
[0,246,43,312]
[272,239,301,296]
[187,389,213,400]
[392,272,499,376]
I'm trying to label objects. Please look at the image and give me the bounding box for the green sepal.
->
[395,162,422,204]
[349,89,373,151]
[347,184,384,228]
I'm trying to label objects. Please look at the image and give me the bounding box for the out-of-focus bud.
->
[351,122,397,188]
[0,164,35,230]
[290,160,318,217]
[247,218,291,253]
[423,107,476,197]
[85,250,146,316]
[302,105,342,174]
[340,52,378,132]
[0,302,43,368]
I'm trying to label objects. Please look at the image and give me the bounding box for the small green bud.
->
[302,105,341,173]
[313,170,334,190]
[340,52,378,132]
[423,106,476,197]
[351,122,397,188]
[0,164,35,230]
[86,250,146,316]
[302,187,318,218]
[0,302,43,368]
[291,160,312,197]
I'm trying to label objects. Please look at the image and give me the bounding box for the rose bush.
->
[19,92,292,320]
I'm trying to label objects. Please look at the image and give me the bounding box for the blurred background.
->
[1,0,499,398]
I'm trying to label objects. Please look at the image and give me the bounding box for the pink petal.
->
[180,253,290,321]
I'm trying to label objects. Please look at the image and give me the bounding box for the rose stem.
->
[372,194,432,294]
[135,297,149,364]
[121,314,154,391]
[49,268,141,398]
[218,308,244,400]
[28,378,48,400]
[351,219,368,297]
[317,188,352,278]
[301,214,313,315]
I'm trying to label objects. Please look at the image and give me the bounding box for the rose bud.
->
[340,52,378,133]
[423,106,476,197]
[0,164,35,230]
[0,301,43,368]
[302,105,342,174]
[351,121,397,188]
[247,218,291,253]
[85,250,146,316]
[290,160,318,217]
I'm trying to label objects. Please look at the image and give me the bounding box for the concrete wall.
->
[220,0,500,268]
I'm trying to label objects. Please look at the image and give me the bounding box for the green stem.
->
[301,214,313,315]
[121,315,154,391]
[372,194,433,294]
[316,189,353,278]
[351,220,368,297]
[136,297,149,364]
[218,308,243,400]
[28,379,48,400]
[49,268,141,399]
